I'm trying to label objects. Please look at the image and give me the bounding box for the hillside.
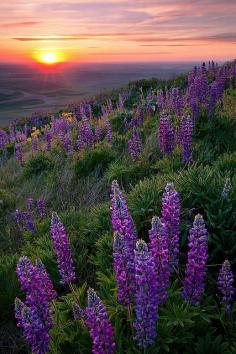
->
[0,61,236,354]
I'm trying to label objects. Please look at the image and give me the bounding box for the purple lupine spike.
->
[218,260,235,311]
[77,118,94,150]
[34,259,57,303]
[50,212,76,285]
[118,93,125,111]
[169,87,184,116]
[189,96,200,123]
[113,232,128,304]
[158,113,175,155]
[179,115,193,164]
[105,119,112,144]
[16,302,51,354]
[182,214,208,305]
[16,256,35,293]
[0,129,9,150]
[25,215,37,233]
[27,197,34,211]
[149,216,170,305]
[45,129,53,151]
[62,132,74,155]
[107,98,113,113]
[32,136,39,153]
[73,303,85,321]
[161,183,180,269]
[15,143,23,164]
[128,128,142,161]
[15,297,26,329]
[37,198,46,217]
[95,126,102,144]
[134,240,159,349]
[111,180,137,305]
[15,258,56,353]
[131,106,144,128]
[207,81,219,118]
[15,211,37,233]
[85,288,115,354]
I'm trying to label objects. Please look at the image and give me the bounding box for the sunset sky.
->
[0,0,236,64]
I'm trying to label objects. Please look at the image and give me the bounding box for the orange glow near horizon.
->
[33,50,66,65]
[0,1,236,64]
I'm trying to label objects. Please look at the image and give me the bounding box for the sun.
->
[34,51,65,65]
[41,52,57,64]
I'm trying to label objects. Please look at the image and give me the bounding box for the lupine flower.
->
[16,257,56,309]
[182,214,208,305]
[118,93,126,111]
[221,177,232,199]
[15,210,37,233]
[179,115,193,164]
[134,240,159,349]
[149,216,170,305]
[15,258,56,354]
[95,126,102,143]
[25,217,37,233]
[111,180,137,305]
[169,87,184,116]
[80,102,92,120]
[161,183,180,269]
[105,119,112,144]
[17,256,35,293]
[85,288,115,354]
[15,143,23,164]
[131,106,144,128]
[62,132,73,155]
[107,98,113,113]
[37,198,46,217]
[113,232,128,304]
[15,297,26,328]
[0,129,9,150]
[32,136,39,153]
[218,260,235,311]
[77,118,94,150]
[207,81,219,118]
[159,113,175,155]
[50,212,75,284]
[15,299,51,354]
[44,129,53,151]
[73,303,85,321]
[27,197,34,211]
[128,128,142,161]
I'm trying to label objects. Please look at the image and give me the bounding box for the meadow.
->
[0,60,236,354]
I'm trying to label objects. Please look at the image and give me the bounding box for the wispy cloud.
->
[0,21,40,28]
[1,0,236,62]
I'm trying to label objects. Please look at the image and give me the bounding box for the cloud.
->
[0,21,40,28]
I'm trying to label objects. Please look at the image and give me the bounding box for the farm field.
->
[0,62,196,126]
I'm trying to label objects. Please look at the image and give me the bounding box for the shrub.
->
[106,159,151,189]
[72,145,116,178]
[23,153,54,177]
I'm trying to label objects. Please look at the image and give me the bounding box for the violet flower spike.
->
[161,183,180,269]
[50,212,76,285]
[149,216,170,305]
[85,288,115,354]
[111,181,137,305]
[182,214,208,305]
[218,260,235,311]
[134,240,159,348]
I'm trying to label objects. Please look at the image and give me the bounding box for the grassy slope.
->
[0,80,236,353]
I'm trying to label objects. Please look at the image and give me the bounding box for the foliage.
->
[23,152,53,177]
